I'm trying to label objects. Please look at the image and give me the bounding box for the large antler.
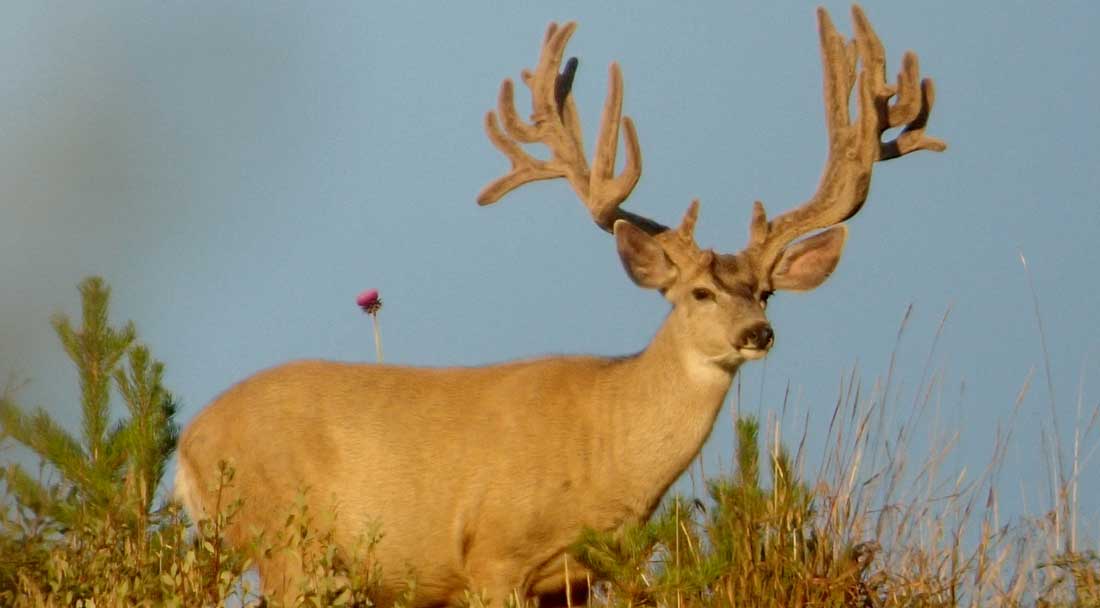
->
[478,7,944,278]
[746,6,946,271]
[477,22,668,236]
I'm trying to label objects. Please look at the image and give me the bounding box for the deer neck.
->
[600,315,739,518]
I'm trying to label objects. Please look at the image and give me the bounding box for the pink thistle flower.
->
[357,289,382,315]
[357,288,384,363]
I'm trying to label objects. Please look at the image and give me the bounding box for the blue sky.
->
[2,2,1098,533]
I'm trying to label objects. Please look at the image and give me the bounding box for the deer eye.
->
[692,288,715,302]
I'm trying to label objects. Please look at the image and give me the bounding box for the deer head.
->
[478,9,945,372]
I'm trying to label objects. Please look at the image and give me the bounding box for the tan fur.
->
[177,291,762,605]
[177,6,943,605]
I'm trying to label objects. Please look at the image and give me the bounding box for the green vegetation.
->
[0,278,1097,606]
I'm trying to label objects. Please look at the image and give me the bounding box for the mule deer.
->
[175,6,944,605]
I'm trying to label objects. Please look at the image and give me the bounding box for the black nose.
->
[739,322,774,349]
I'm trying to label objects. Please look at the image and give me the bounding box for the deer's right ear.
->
[614,220,678,290]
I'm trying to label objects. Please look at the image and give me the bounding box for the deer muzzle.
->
[735,322,774,359]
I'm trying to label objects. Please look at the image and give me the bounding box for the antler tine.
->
[751,5,946,271]
[477,22,668,236]
[850,7,946,159]
[652,199,712,271]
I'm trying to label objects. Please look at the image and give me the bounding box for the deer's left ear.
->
[770,225,847,292]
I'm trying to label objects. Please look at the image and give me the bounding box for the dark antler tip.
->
[554,57,580,116]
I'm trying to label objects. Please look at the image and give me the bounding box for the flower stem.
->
[370,313,384,363]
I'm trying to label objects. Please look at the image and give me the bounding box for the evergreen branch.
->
[1,463,52,518]
[0,400,87,487]
[26,408,97,494]
[114,345,160,420]
[103,419,133,475]
[736,416,761,490]
[0,398,126,519]
[151,392,181,493]
[50,277,135,467]
[3,462,77,529]
[50,313,81,375]
[112,344,177,510]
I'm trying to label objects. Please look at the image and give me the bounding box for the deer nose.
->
[738,322,774,350]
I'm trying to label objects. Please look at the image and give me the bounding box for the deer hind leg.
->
[464,559,529,607]
[479,580,528,607]
[530,556,591,608]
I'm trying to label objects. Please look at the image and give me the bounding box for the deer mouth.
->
[736,346,769,360]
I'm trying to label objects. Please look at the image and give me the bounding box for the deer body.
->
[176,6,943,605]
[177,319,737,605]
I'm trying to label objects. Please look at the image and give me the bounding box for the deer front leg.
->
[256,551,306,606]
